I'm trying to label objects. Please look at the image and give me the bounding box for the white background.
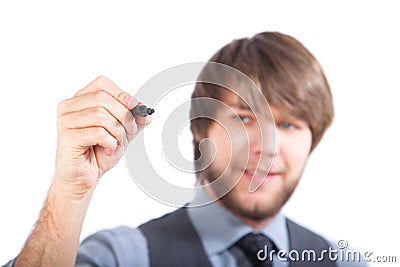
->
[0,1,399,266]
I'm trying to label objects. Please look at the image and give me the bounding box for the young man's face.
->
[201,100,312,222]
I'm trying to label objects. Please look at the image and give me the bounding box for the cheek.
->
[213,124,250,161]
[216,139,231,167]
[289,135,312,169]
[281,130,312,170]
[210,125,232,167]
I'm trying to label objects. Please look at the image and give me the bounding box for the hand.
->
[54,76,152,199]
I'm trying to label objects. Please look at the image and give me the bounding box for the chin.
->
[221,180,297,221]
[219,189,280,221]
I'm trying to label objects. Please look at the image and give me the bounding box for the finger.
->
[135,115,154,130]
[58,107,136,145]
[57,91,137,137]
[65,127,118,152]
[126,115,153,143]
[75,76,138,110]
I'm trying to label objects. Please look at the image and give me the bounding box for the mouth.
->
[243,168,279,183]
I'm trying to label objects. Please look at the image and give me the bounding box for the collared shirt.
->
[188,188,290,267]
[2,189,368,267]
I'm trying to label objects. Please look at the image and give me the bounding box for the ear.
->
[191,118,211,142]
[192,130,203,143]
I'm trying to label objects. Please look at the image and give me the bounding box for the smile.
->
[243,169,278,183]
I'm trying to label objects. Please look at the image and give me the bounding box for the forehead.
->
[219,89,304,123]
[213,89,275,123]
[218,87,267,113]
[221,85,309,123]
[221,91,249,108]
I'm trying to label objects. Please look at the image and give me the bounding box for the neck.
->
[202,184,274,231]
[234,213,272,231]
[216,199,274,230]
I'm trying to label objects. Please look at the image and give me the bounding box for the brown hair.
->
[190,31,334,164]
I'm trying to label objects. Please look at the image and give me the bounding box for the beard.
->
[201,164,299,222]
[217,183,296,221]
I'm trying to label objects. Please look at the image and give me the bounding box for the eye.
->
[278,121,297,130]
[234,115,251,124]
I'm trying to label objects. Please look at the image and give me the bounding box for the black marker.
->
[130,105,155,117]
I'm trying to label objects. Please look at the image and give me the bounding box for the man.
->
[3,32,367,266]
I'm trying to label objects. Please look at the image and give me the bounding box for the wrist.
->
[51,175,97,202]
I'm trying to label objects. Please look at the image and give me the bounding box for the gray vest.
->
[139,208,337,267]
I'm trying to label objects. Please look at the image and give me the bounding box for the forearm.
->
[14,180,94,267]
[10,76,147,267]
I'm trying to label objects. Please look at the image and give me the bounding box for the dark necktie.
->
[234,233,275,267]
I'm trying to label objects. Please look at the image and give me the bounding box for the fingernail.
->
[130,97,138,109]
[124,95,132,106]
[125,95,138,109]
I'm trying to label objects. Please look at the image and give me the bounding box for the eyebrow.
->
[229,100,251,110]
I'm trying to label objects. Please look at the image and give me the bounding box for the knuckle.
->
[95,75,110,87]
[93,89,106,100]
[115,90,127,102]
[57,99,68,115]
[96,127,109,140]
[56,114,66,129]
[108,123,123,142]
[93,90,112,106]
[92,106,106,119]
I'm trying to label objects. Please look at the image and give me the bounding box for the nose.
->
[250,119,276,157]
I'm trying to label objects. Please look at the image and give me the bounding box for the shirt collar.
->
[187,188,289,257]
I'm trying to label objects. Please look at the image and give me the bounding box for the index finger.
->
[75,75,138,109]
